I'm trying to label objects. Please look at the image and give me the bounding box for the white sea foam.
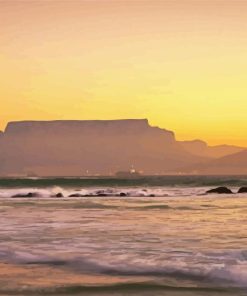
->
[1,247,247,286]
[0,189,246,291]
[0,186,210,198]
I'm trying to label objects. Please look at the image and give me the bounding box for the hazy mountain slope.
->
[180,140,245,158]
[0,119,205,176]
[183,150,247,175]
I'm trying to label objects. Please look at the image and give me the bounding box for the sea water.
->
[0,176,246,295]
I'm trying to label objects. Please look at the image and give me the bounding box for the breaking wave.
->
[2,249,247,288]
[0,186,202,198]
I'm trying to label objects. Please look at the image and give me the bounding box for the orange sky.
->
[1,0,247,146]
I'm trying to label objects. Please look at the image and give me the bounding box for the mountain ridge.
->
[0,119,201,176]
[0,119,246,176]
[182,149,247,175]
[180,139,245,158]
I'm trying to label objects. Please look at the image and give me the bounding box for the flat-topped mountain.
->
[0,119,203,176]
[5,119,157,135]
[1,119,246,176]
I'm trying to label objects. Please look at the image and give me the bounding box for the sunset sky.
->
[1,0,247,146]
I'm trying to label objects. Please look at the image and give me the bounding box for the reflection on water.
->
[0,192,247,295]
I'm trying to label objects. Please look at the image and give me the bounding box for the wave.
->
[69,203,173,210]
[2,249,247,288]
[0,186,199,198]
[69,259,247,287]
[1,185,241,199]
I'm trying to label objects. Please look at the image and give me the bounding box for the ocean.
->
[0,176,247,296]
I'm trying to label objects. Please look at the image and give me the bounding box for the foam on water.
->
[0,181,246,294]
[0,186,226,198]
[1,247,247,287]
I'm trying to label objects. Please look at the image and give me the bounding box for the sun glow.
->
[1,1,247,146]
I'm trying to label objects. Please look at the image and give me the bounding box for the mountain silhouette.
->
[180,140,245,158]
[0,119,246,176]
[0,119,205,176]
[182,150,247,175]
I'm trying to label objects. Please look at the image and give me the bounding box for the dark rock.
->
[149,194,155,197]
[238,187,247,193]
[69,193,84,197]
[97,193,108,197]
[12,192,38,198]
[55,193,63,198]
[119,192,127,197]
[206,187,233,194]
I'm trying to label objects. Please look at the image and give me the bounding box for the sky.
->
[0,0,247,146]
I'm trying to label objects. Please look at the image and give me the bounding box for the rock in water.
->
[69,193,84,197]
[238,187,247,193]
[119,192,127,197]
[206,187,233,194]
[55,193,64,197]
[12,192,37,198]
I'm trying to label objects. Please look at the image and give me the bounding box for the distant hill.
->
[182,150,247,175]
[180,140,245,158]
[0,119,206,176]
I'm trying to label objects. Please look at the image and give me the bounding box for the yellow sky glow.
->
[1,1,247,146]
